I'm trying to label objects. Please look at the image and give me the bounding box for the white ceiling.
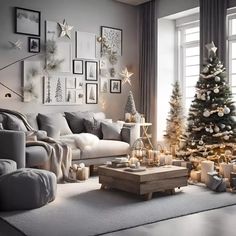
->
[115,0,151,6]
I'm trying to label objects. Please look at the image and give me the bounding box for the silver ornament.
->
[218,111,224,117]
[221,124,226,129]
[199,140,204,145]
[203,110,210,117]
[224,135,229,140]
[227,125,231,130]
[205,127,209,132]
[215,76,220,82]
[214,88,219,93]
[224,106,230,114]
[214,126,220,132]
[209,128,213,133]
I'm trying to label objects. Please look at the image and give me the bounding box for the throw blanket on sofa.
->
[26,137,72,182]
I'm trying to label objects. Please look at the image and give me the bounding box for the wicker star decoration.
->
[58,19,73,39]
[119,67,134,85]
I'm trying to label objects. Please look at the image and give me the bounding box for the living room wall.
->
[0,0,139,121]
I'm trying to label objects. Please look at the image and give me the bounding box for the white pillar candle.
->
[221,163,234,179]
[129,157,139,165]
[201,160,214,183]
[190,170,201,182]
[165,155,172,165]
[159,154,165,166]
[77,167,90,180]
[233,165,236,172]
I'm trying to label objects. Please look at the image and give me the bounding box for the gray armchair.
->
[0,130,49,169]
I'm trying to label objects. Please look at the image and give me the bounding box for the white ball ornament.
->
[215,76,221,82]
[227,125,231,130]
[214,126,220,132]
[199,140,204,145]
[224,106,230,114]
[214,88,219,93]
[201,94,206,100]
[203,110,210,117]
[221,124,226,129]
[205,127,209,132]
[197,93,201,99]
[209,128,214,133]
[218,111,224,117]
[224,135,229,140]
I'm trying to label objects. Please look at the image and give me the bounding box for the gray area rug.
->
[0,177,236,236]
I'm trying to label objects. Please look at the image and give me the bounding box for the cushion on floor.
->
[0,159,17,176]
[0,168,57,211]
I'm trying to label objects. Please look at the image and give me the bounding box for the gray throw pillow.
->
[0,123,3,130]
[84,118,112,139]
[101,122,123,141]
[5,114,27,132]
[65,111,94,133]
[25,113,39,130]
[38,113,72,137]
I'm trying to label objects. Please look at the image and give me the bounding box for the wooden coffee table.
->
[98,165,188,200]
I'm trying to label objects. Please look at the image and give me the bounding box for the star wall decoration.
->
[58,19,73,39]
[8,40,22,50]
[119,67,134,85]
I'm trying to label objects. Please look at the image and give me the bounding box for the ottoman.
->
[0,168,57,211]
[0,159,17,176]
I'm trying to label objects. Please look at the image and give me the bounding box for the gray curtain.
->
[200,0,227,66]
[139,0,157,147]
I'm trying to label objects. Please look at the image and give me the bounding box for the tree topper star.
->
[58,19,73,39]
[205,41,217,54]
[119,67,134,85]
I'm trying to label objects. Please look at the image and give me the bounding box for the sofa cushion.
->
[80,140,130,159]
[84,118,112,138]
[38,113,72,138]
[26,146,49,167]
[101,122,123,141]
[5,113,27,132]
[25,113,39,130]
[65,111,94,133]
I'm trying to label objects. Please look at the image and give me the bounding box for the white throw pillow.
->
[74,133,99,151]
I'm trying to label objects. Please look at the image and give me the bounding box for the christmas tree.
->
[55,78,63,102]
[182,42,236,162]
[124,91,137,115]
[164,80,185,151]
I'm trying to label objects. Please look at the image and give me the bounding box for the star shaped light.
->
[119,67,134,85]
[205,41,217,54]
[58,19,73,39]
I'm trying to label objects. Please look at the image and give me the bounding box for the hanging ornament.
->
[218,111,224,117]
[215,76,221,82]
[202,65,209,73]
[227,125,231,130]
[207,96,210,100]
[201,94,206,100]
[191,141,196,146]
[221,124,226,129]
[223,106,230,114]
[197,92,201,99]
[224,135,229,140]
[207,91,211,95]
[214,126,220,133]
[205,127,209,132]
[199,140,204,145]
[213,87,219,93]
[203,110,210,117]
[209,128,214,133]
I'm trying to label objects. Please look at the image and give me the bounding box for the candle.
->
[201,160,214,183]
[220,163,233,179]
[190,170,201,182]
[129,157,139,165]
[77,167,90,180]
[165,155,172,165]
[233,165,236,172]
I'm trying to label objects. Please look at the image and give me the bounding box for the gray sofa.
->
[0,109,140,169]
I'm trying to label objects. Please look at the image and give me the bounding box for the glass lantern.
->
[131,138,147,164]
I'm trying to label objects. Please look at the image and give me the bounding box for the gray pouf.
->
[0,159,17,176]
[0,168,57,211]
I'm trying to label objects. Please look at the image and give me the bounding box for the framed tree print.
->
[85,61,98,81]
[101,26,122,56]
[15,7,41,36]
[110,79,121,93]
[86,83,98,104]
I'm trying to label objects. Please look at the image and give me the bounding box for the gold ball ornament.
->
[224,106,230,114]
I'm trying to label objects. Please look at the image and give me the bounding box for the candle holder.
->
[131,138,147,164]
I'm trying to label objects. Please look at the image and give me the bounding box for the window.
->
[228,13,236,101]
[177,21,200,114]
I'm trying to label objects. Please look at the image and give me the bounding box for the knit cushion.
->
[0,159,17,176]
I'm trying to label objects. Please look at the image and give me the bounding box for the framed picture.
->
[73,60,83,75]
[110,79,121,93]
[66,77,76,89]
[15,7,41,36]
[86,83,98,104]
[101,26,122,56]
[100,77,109,93]
[85,61,98,81]
[28,37,40,53]
[76,90,85,105]
[76,31,96,59]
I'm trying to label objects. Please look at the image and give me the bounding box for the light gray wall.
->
[0,0,139,120]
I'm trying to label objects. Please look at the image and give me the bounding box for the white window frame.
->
[176,20,200,114]
[227,9,236,100]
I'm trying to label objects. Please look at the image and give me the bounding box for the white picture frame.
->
[23,60,42,102]
[86,83,98,104]
[76,31,96,59]
[85,61,98,81]
[100,77,109,93]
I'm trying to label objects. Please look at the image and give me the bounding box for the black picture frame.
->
[85,61,98,81]
[86,83,98,104]
[110,79,121,93]
[28,37,40,53]
[101,26,122,56]
[15,7,41,36]
[73,60,83,75]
